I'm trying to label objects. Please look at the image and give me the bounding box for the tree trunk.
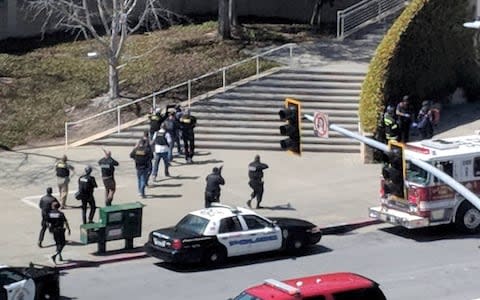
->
[218,0,231,39]
[310,0,322,27]
[108,60,120,99]
[229,0,238,27]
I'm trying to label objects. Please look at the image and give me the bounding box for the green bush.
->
[359,0,480,133]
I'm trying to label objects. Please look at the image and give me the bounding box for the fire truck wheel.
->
[455,201,480,234]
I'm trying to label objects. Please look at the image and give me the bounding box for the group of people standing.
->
[130,104,197,198]
[380,95,440,144]
[204,154,269,209]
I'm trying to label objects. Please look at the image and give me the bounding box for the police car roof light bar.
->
[209,203,241,214]
[264,279,300,295]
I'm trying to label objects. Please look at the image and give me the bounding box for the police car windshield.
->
[175,214,209,235]
[0,268,25,285]
[406,162,429,185]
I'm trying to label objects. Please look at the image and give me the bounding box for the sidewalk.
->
[0,145,382,268]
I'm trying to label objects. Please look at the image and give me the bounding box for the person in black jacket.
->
[179,109,197,164]
[205,166,225,208]
[77,166,98,224]
[98,149,119,206]
[38,187,59,248]
[148,107,163,141]
[48,201,71,264]
[130,139,153,198]
[247,155,269,209]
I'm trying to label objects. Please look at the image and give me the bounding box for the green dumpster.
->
[79,202,145,253]
[80,222,106,244]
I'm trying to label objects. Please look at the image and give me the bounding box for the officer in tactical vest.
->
[148,107,166,141]
[77,165,98,224]
[98,149,119,206]
[205,166,225,208]
[48,201,71,264]
[179,109,197,164]
[383,105,400,142]
[38,187,59,248]
[152,126,172,180]
[247,155,269,209]
[55,155,74,209]
[130,139,153,198]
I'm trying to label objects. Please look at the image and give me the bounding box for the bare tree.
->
[23,0,182,100]
[310,0,334,29]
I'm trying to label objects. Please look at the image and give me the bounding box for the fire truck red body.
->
[369,135,480,233]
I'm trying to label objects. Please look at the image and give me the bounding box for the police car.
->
[0,264,60,300]
[144,204,322,264]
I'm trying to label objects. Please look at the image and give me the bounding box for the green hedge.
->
[359,0,480,133]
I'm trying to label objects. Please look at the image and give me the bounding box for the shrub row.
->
[359,0,480,133]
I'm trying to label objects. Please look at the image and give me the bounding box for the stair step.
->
[193,134,359,145]
[283,69,366,77]
[218,92,359,103]
[250,79,362,90]
[268,73,365,83]
[233,86,360,96]
[196,98,359,110]
[190,106,358,117]
[190,112,359,123]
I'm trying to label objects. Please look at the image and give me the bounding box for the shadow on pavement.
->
[145,194,182,199]
[66,241,86,247]
[60,296,78,300]
[256,203,295,211]
[380,224,480,242]
[149,183,183,188]
[155,244,332,273]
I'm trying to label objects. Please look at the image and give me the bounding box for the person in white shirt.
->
[151,125,172,181]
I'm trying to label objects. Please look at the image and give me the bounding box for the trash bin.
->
[99,202,145,250]
[80,222,106,244]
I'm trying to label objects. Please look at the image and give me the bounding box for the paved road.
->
[60,223,480,300]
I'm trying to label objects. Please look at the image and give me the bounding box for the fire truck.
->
[369,135,480,233]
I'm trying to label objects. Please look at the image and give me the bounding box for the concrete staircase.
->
[90,68,365,153]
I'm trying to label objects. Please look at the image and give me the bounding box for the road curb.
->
[56,219,382,270]
[320,219,383,235]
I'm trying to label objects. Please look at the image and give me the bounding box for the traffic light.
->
[279,98,301,155]
[384,140,406,199]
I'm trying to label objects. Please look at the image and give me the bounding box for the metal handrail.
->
[337,0,407,39]
[65,43,296,147]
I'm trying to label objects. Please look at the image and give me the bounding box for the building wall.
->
[0,0,435,41]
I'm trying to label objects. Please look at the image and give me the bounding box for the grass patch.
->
[0,21,311,148]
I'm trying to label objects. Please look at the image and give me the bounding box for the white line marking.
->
[20,185,124,210]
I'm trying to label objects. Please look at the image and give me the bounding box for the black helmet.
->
[213,167,219,174]
[386,105,395,114]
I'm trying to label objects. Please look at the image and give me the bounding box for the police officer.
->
[55,155,74,209]
[247,155,269,209]
[164,112,180,162]
[130,139,153,198]
[205,166,225,208]
[148,107,166,141]
[383,105,399,142]
[179,109,197,164]
[395,96,412,143]
[98,149,119,206]
[48,201,71,264]
[38,187,59,248]
[77,165,98,224]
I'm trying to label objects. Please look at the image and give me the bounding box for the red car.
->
[232,272,387,300]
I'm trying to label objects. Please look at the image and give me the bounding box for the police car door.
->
[216,216,251,257]
[238,214,282,254]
